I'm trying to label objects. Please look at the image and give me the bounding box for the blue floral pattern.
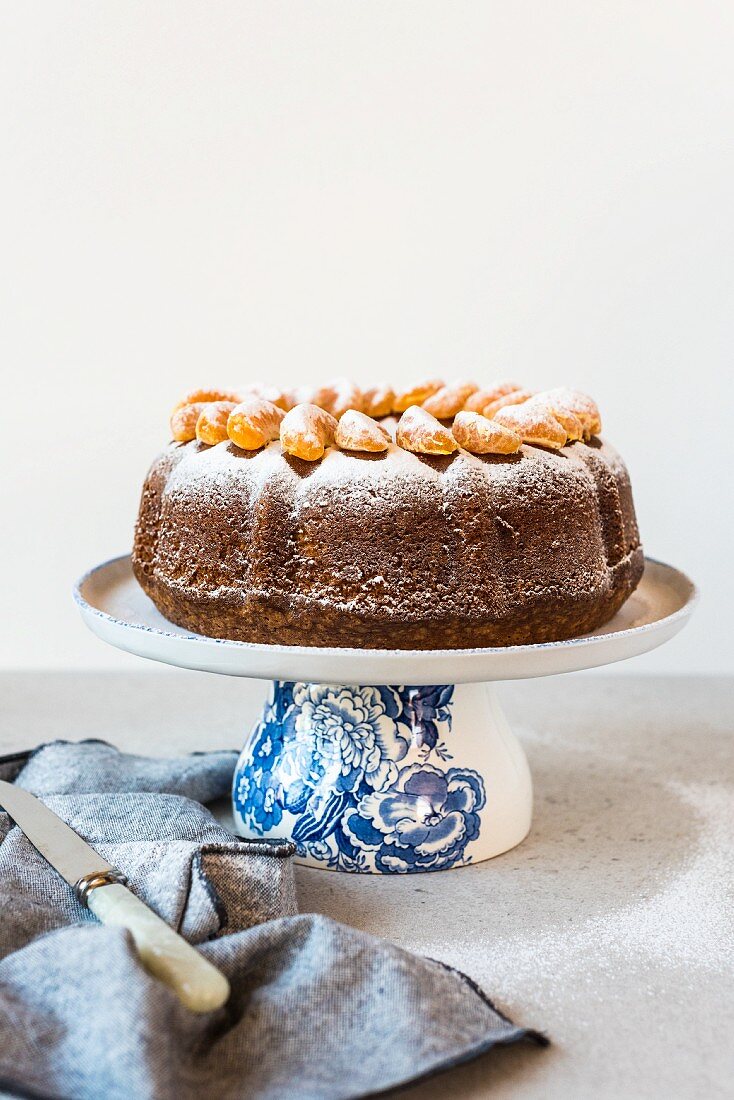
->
[233,682,486,873]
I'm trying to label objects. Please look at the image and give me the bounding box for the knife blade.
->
[0,781,115,885]
[0,779,230,1013]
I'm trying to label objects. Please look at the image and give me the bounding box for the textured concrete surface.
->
[1,672,732,1099]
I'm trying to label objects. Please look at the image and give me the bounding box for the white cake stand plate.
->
[75,556,696,874]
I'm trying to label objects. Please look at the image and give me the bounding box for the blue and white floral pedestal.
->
[232,682,532,873]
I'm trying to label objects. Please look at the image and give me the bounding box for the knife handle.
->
[87,882,230,1013]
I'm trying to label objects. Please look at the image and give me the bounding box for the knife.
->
[0,779,230,1013]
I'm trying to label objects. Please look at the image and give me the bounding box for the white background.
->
[1,2,731,673]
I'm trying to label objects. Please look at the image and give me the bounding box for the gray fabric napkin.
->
[0,740,545,1100]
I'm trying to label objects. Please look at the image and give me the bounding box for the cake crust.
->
[133,436,643,650]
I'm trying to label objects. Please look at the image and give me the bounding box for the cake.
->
[132,379,643,649]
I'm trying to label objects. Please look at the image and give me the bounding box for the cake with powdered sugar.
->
[132,378,643,649]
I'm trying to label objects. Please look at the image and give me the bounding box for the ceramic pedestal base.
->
[232,681,532,873]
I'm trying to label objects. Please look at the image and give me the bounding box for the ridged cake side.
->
[132,438,643,649]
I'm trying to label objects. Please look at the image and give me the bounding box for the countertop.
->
[1,671,732,1099]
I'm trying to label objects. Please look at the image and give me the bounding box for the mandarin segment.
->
[396,406,457,455]
[526,395,584,442]
[285,385,315,409]
[463,381,522,413]
[227,397,285,451]
[392,378,444,414]
[195,401,238,445]
[362,383,396,419]
[279,390,301,411]
[452,410,522,454]
[483,388,535,419]
[422,380,479,420]
[335,409,391,452]
[240,383,292,412]
[542,387,602,437]
[280,403,338,461]
[310,377,364,419]
[493,403,567,449]
[170,402,207,442]
[173,388,242,413]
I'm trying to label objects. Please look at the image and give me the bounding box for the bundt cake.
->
[132,379,643,649]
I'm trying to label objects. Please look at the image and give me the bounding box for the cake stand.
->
[74,556,697,874]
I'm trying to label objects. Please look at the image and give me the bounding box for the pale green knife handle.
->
[87,882,230,1013]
